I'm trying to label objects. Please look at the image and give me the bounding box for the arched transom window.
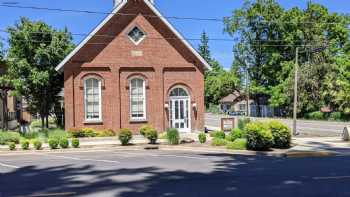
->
[84,77,102,121]
[129,77,146,120]
[170,87,188,97]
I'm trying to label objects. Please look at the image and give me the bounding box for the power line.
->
[0,29,331,44]
[0,4,349,26]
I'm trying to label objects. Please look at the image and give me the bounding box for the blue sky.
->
[0,0,349,69]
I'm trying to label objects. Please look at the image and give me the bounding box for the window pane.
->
[130,78,145,119]
[85,78,100,120]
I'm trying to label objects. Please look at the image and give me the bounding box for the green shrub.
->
[267,121,291,149]
[22,131,39,139]
[33,140,42,150]
[21,140,30,150]
[209,131,225,139]
[198,133,207,144]
[226,128,246,142]
[48,138,59,149]
[145,128,158,144]
[67,128,85,138]
[96,129,116,137]
[118,128,133,146]
[140,124,152,136]
[226,138,247,150]
[29,119,42,129]
[8,142,16,151]
[245,122,273,151]
[305,111,324,120]
[48,129,69,141]
[238,118,251,130]
[166,128,180,145]
[81,128,97,137]
[329,112,342,121]
[59,138,69,149]
[0,132,20,145]
[211,138,227,146]
[72,138,80,148]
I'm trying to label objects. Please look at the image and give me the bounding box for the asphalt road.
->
[205,113,349,137]
[1,149,350,197]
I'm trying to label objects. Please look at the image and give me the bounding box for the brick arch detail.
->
[80,73,105,88]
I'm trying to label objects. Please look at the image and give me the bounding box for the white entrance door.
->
[169,87,190,132]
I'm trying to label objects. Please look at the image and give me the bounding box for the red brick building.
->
[56,0,210,133]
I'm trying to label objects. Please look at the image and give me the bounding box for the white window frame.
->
[168,86,191,133]
[129,77,147,121]
[83,77,102,123]
[127,25,147,46]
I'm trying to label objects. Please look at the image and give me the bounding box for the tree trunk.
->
[45,115,49,129]
[3,91,8,130]
[41,116,45,129]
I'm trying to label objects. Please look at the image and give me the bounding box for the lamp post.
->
[293,47,299,136]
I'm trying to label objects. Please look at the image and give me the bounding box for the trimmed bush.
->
[33,140,42,150]
[0,131,20,145]
[226,138,247,150]
[59,138,69,149]
[267,121,291,149]
[211,138,227,146]
[118,128,133,146]
[209,131,225,139]
[226,128,246,142]
[96,129,116,137]
[140,124,152,136]
[81,128,97,137]
[198,132,207,144]
[305,111,324,120]
[67,128,85,138]
[146,128,158,144]
[245,122,273,151]
[238,118,251,130]
[329,112,342,121]
[48,138,59,149]
[21,140,30,150]
[72,138,80,148]
[8,142,16,151]
[22,131,39,139]
[166,128,180,145]
[48,129,69,141]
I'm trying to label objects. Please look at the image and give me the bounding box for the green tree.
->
[2,17,74,128]
[225,0,350,117]
[198,31,239,106]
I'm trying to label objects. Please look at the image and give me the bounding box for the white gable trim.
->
[55,0,211,72]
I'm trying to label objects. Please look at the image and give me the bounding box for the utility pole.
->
[246,68,250,118]
[293,47,299,136]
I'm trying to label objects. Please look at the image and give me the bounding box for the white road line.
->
[43,154,121,164]
[313,176,350,180]
[0,162,19,169]
[115,152,210,160]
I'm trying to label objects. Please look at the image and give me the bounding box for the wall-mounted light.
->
[192,103,197,109]
[164,103,169,109]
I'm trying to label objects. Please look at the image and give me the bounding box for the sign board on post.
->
[221,118,235,132]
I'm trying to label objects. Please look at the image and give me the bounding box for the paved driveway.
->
[1,149,350,197]
[206,113,349,137]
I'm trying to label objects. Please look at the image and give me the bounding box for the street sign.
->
[221,118,235,132]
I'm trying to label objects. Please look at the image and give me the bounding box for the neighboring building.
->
[56,0,210,133]
[219,91,254,114]
[0,64,32,130]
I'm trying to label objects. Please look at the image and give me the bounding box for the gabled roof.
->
[55,0,211,72]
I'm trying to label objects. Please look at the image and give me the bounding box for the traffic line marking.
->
[43,154,121,164]
[313,176,350,180]
[14,192,76,197]
[0,162,19,169]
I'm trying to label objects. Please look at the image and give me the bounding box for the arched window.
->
[129,77,146,120]
[84,77,102,121]
[170,87,189,97]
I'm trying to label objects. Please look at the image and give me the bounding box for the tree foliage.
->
[2,17,74,127]
[224,0,350,118]
[198,31,240,106]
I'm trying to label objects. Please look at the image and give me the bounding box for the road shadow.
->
[1,154,350,197]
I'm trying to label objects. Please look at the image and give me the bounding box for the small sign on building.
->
[342,126,350,141]
[221,118,235,132]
